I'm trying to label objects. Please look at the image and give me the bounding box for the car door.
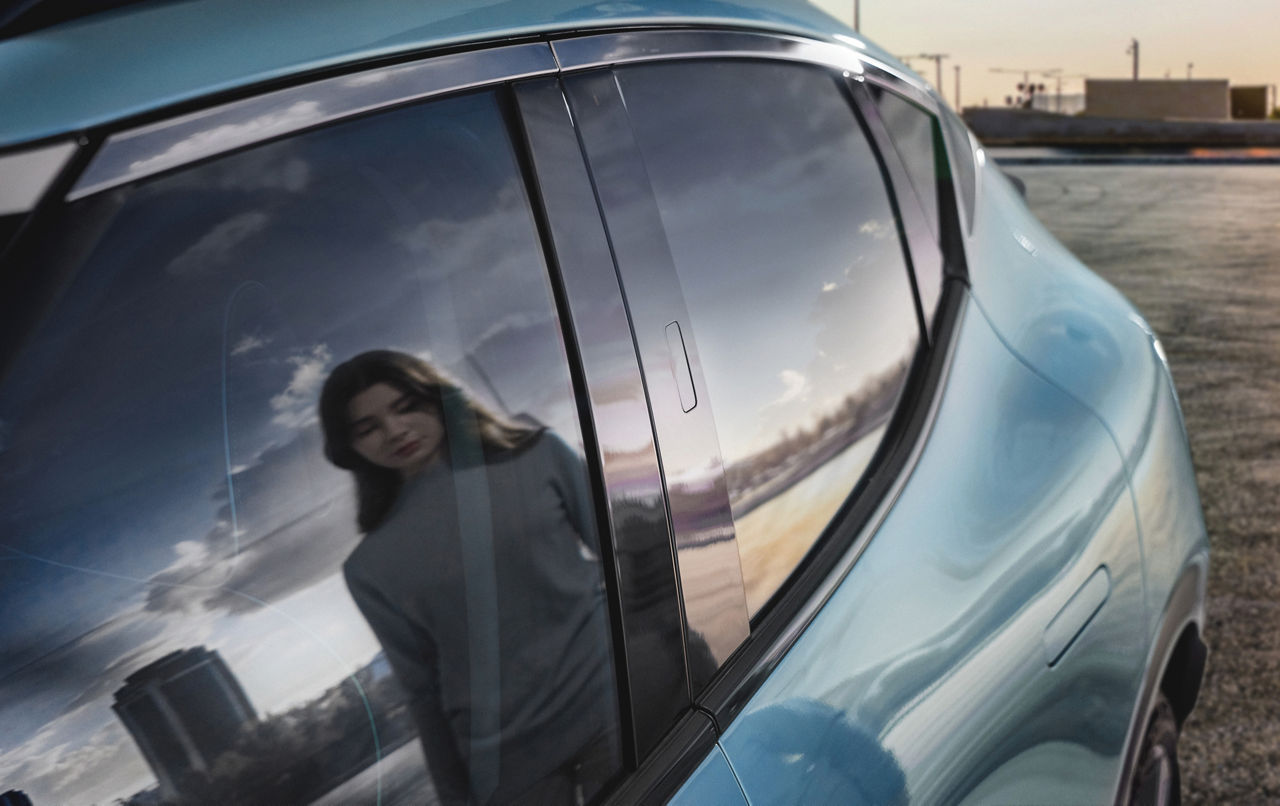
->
[548,31,1151,804]
[0,46,703,806]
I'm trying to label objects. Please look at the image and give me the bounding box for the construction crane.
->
[900,53,950,103]
[990,67,1060,109]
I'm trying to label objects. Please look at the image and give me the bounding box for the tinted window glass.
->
[871,86,942,243]
[614,61,921,615]
[0,90,620,805]
[869,84,950,329]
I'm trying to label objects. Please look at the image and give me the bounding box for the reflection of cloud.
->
[0,711,149,805]
[166,211,269,276]
[775,369,808,406]
[470,312,539,353]
[143,501,353,618]
[270,344,332,429]
[145,435,353,618]
[231,333,271,356]
[129,102,323,176]
[858,219,892,239]
[393,180,525,266]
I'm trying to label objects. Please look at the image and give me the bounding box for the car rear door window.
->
[0,88,622,806]
[603,60,923,618]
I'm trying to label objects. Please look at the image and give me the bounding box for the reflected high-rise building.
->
[113,646,257,800]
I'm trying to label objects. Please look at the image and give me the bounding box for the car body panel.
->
[668,744,750,806]
[0,0,895,148]
[962,154,1209,639]
[0,4,1209,804]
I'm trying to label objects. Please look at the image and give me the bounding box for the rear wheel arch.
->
[1115,556,1208,805]
[1160,622,1208,729]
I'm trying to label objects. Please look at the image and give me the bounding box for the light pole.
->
[902,53,949,103]
[854,0,859,32]
[1187,62,1194,79]
[1127,38,1140,80]
[954,65,961,109]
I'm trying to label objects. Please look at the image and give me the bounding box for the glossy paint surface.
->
[964,155,1209,636]
[668,745,749,806]
[718,295,1150,804]
[0,0,893,147]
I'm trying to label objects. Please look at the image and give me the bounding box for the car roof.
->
[0,0,906,149]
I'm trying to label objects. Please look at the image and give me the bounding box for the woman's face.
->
[347,382,445,477]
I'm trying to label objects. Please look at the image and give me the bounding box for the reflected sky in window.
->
[0,90,582,803]
[616,60,920,466]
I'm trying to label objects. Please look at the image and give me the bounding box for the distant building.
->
[1230,85,1275,120]
[1030,92,1086,116]
[113,647,257,801]
[1084,79,1230,120]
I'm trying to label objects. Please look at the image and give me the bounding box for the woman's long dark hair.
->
[319,350,535,533]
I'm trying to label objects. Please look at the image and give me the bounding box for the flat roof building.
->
[1085,79,1230,120]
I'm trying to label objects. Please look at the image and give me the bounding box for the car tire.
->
[1129,692,1181,806]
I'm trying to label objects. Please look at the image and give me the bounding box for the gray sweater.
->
[343,432,616,804]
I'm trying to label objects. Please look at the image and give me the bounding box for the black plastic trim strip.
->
[511,76,692,763]
[602,709,718,805]
[561,67,751,691]
[0,133,103,382]
[499,82,641,771]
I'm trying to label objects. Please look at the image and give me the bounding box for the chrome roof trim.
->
[0,141,78,215]
[551,29,935,109]
[68,42,558,201]
[552,29,866,76]
[66,30,939,203]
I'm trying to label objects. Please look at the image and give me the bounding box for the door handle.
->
[1043,565,1111,666]
[665,320,698,412]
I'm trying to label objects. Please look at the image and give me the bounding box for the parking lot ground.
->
[1012,164,1280,803]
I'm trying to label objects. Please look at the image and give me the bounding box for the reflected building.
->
[113,647,257,800]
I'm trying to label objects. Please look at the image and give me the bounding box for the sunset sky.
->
[813,0,1279,111]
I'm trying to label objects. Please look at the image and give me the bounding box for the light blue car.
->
[0,2,1207,805]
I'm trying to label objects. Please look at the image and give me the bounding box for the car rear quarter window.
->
[610,60,922,617]
[870,86,942,244]
[867,83,954,331]
[938,103,977,232]
[0,89,622,805]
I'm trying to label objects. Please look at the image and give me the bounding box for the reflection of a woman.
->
[319,350,617,805]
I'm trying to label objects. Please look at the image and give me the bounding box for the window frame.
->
[547,29,972,740]
[3,27,972,805]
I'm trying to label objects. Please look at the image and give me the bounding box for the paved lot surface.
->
[1011,164,1280,803]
